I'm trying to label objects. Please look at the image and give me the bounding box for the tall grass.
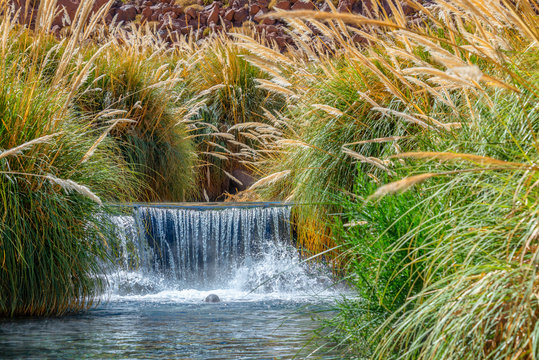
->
[181,34,286,200]
[75,39,195,202]
[236,0,538,357]
[0,2,137,316]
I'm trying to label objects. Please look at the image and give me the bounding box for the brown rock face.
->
[224,9,234,21]
[291,0,315,10]
[141,6,153,21]
[53,0,79,26]
[233,8,248,22]
[117,4,137,22]
[249,4,261,15]
[185,6,198,19]
[274,0,290,10]
[206,3,221,24]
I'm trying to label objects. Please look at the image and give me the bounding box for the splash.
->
[109,204,336,302]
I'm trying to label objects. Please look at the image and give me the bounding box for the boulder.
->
[291,0,315,10]
[206,3,221,24]
[224,9,234,21]
[337,0,352,12]
[233,8,248,22]
[249,4,261,15]
[53,0,79,26]
[141,7,153,21]
[254,9,274,25]
[117,4,137,22]
[185,6,198,19]
[204,294,221,303]
[274,0,290,10]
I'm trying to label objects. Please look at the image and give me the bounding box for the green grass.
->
[0,26,137,316]
[235,1,538,358]
[75,45,195,202]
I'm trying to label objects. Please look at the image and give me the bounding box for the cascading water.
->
[109,204,333,301]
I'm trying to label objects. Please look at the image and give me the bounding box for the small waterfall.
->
[110,204,331,299]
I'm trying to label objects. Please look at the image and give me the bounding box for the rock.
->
[254,9,274,25]
[204,294,221,303]
[274,0,290,10]
[265,24,278,34]
[224,9,234,21]
[291,0,315,10]
[53,0,79,26]
[401,3,416,16]
[337,0,352,12]
[185,7,196,18]
[206,3,220,24]
[180,24,193,34]
[319,2,331,11]
[141,7,153,21]
[233,8,248,22]
[249,4,261,15]
[92,0,110,13]
[117,4,137,22]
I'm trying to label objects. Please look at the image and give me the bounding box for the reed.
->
[0,10,137,316]
[236,0,538,357]
[182,33,286,200]
[74,38,195,202]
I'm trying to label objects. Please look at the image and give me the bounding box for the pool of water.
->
[0,293,339,359]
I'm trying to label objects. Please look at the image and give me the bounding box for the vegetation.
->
[0,7,136,316]
[75,43,195,202]
[236,0,538,358]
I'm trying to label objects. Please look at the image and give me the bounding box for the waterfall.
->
[110,204,331,299]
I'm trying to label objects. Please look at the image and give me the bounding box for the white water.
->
[108,205,338,303]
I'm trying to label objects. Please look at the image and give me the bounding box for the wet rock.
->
[204,294,221,303]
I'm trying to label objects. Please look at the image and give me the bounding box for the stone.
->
[319,2,330,11]
[180,24,193,34]
[54,0,79,26]
[291,0,315,10]
[117,4,138,22]
[92,0,109,13]
[207,3,221,24]
[141,7,153,21]
[185,6,198,19]
[274,0,290,10]
[204,294,221,303]
[233,8,248,22]
[249,4,261,15]
[337,0,352,12]
[224,9,234,21]
[253,9,268,22]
